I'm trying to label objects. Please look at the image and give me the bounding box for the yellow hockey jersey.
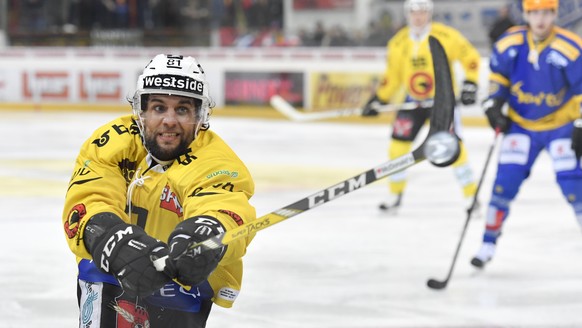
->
[62,114,256,308]
[376,22,481,103]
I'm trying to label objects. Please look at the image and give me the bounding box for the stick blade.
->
[427,36,455,133]
[426,278,448,290]
[270,95,306,121]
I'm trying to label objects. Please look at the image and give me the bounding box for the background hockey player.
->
[361,0,481,213]
[471,0,582,268]
[62,54,256,327]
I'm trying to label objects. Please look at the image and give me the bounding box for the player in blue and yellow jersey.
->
[361,0,481,214]
[62,54,256,327]
[471,0,582,268]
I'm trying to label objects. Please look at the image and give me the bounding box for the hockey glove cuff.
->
[84,212,172,297]
[483,98,510,133]
[167,216,227,286]
[460,81,478,105]
[362,94,384,117]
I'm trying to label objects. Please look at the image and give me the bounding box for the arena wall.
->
[0,47,489,125]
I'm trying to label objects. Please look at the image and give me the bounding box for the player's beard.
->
[144,132,192,162]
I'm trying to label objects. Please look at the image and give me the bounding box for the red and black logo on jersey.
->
[113,300,150,328]
[160,183,183,217]
[392,116,414,138]
[64,203,87,239]
[219,209,244,226]
[408,72,433,98]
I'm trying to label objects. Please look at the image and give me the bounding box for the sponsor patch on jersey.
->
[488,82,500,95]
[499,134,530,165]
[206,170,239,179]
[142,74,204,95]
[393,117,414,138]
[216,287,239,302]
[160,184,183,217]
[408,71,433,98]
[546,50,568,68]
[112,300,150,328]
[549,138,577,171]
[219,209,244,226]
[512,81,564,107]
[65,203,87,239]
[468,60,478,70]
[79,281,100,328]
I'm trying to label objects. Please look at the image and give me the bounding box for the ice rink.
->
[1,110,582,328]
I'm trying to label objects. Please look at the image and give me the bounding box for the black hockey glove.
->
[84,212,172,297]
[483,98,510,133]
[572,119,582,158]
[167,216,226,286]
[361,94,384,117]
[460,80,478,105]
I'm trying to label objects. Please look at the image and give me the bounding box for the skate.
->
[379,193,402,212]
[470,242,496,268]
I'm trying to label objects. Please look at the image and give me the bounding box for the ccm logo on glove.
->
[100,226,136,272]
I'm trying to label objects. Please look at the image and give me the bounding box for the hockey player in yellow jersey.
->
[362,0,481,213]
[62,54,256,327]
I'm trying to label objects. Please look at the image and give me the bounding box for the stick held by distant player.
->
[270,95,433,122]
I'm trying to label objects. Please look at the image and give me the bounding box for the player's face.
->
[408,9,431,30]
[525,9,557,40]
[142,94,201,161]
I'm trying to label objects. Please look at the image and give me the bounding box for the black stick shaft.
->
[427,130,500,289]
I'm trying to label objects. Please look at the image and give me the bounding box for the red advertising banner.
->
[22,71,70,100]
[225,71,304,106]
[20,70,126,103]
[79,72,123,101]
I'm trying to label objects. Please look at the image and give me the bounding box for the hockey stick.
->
[149,37,455,273]
[426,128,500,290]
[270,95,434,122]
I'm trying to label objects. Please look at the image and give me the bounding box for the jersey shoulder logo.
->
[64,203,87,239]
[546,50,568,68]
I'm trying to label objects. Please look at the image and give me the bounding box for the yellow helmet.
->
[522,0,559,11]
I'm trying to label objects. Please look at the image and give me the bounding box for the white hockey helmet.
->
[132,54,214,137]
[404,0,434,12]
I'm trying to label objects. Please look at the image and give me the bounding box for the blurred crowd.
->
[6,0,400,47]
[11,0,214,32]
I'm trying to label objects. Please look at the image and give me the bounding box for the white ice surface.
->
[1,111,581,328]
